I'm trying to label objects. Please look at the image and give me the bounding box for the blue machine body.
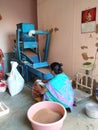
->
[14,23,53,81]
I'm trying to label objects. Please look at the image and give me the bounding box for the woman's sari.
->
[43,73,74,111]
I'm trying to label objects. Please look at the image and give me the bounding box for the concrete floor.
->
[0,86,98,130]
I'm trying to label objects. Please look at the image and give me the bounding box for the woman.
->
[32,62,74,111]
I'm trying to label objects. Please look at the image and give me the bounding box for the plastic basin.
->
[27,101,67,130]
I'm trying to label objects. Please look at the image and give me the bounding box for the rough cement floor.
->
[0,86,98,130]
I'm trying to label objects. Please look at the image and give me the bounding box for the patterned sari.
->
[43,73,74,111]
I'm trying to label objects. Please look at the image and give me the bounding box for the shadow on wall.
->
[7,34,16,52]
[4,52,15,74]
[3,34,16,73]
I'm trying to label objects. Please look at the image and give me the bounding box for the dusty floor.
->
[0,86,98,130]
[62,99,98,130]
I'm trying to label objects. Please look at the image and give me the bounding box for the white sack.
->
[7,61,24,96]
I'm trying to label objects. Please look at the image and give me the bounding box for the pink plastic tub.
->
[27,101,67,130]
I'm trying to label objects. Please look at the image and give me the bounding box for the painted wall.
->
[37,0,74,78]
[0,0,37,53]
[37,0,98,80]
[0,0,37,73]
[73,0,98,81]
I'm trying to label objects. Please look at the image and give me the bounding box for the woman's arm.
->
[33,80,47,95]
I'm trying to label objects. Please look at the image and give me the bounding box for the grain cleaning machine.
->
[13,23,53,82]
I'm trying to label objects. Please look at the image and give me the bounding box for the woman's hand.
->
[40,88,47,94]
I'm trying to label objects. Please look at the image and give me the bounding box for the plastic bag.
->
[7,61,24,96]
